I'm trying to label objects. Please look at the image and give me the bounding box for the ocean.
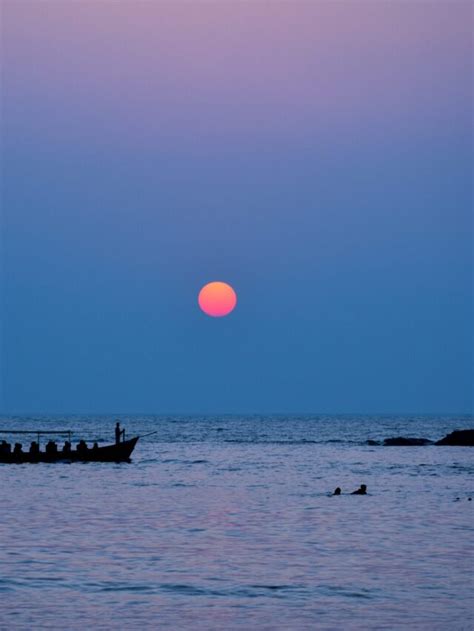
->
[0,415,472,630]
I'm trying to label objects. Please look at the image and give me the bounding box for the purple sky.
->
[1,1,472,413]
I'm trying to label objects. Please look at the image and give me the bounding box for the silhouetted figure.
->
[115,422,125,445]
[92,442,99,452]
[62,441,72,455]
[13,443,23,456]
[29,441,40,456]
[0,440,11,455]
[46,440,58,455]
[77,440,88,456]
[333,487,342,496]
[351,484,367,495]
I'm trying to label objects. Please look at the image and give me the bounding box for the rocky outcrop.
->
[366,430,474,446]
[383,437,433,446]
[436,429,474,446]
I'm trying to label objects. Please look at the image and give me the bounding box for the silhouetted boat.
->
[0,436,139,464]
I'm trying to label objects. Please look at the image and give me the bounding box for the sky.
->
[1,1,472,414]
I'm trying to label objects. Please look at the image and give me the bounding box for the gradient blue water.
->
[0,415,472,630]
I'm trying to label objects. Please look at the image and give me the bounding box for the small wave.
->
[156,582,307,599]
[223,439,319,445]
[91,582,156,594]
[220,438,363,446]
[318,584,381,600]
[249,584,295,591]
[449,464,474,473]
[0,578,16,593]
[160,583,223,597]
[161,459,208,465]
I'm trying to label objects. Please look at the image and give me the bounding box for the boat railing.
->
[0,430,73,448]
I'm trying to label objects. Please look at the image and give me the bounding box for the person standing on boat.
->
[115,421,125,445]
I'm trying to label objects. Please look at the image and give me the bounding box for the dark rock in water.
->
[435,429,474,446]
[383,437,433,446]
[367,439,381,446]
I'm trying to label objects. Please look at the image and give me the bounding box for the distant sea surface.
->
[0,415,472,630]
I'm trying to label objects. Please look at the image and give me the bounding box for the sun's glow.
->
[198,281,237,317]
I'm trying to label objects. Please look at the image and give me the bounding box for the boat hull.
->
[0,437,139,464]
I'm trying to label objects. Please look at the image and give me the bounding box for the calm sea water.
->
[0,415,472,630]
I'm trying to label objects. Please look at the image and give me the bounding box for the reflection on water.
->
[0,415,472,630]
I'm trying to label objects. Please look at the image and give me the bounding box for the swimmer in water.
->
[351,484,367,495]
